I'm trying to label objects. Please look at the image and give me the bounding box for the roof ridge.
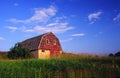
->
[22,33,45,42]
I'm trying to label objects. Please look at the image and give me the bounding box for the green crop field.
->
[0,54,120,78]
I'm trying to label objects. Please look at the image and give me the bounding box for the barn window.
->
[46,39,49,44]
[42,50,45,52]
[53,40,56,45]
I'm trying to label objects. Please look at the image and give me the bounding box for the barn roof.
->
[21,32,53,51]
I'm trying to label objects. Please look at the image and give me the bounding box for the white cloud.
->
[14,3,19,6]
[72,33,85,37]
[113,13,120,21]
[0,37,5,40]
[47,23,58,27]
[24,29,34,32]
[54,16,67,22]
[60,38,73,42]
[6,26,18,31]
[9,6,57,23]
[24,22,74,33]
[7,5,74,34]
[7,21,74,34]
[88,11,102,24]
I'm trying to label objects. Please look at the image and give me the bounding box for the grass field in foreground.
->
[0,54,120,78]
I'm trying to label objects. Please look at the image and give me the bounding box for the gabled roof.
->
[21,32,50,51]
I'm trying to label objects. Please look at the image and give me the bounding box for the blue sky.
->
[0,0,120,55]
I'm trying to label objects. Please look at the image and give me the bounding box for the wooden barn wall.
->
[38,33,62,57]
[31,51,38,58]
[38,50,50,59]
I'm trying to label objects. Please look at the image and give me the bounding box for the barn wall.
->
[38,32,62,57]
[60,51,62,54]
[31,51,38,58]
[38,50,50,59]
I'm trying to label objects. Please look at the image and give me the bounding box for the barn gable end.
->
[21,32,62,59]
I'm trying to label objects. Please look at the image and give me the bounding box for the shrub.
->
[7,43,32,59]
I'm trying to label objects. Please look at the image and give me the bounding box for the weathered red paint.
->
[38,32,62,57]
[21,32,62,58]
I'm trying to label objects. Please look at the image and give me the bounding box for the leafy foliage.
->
[109,51,120,57]
[115,51,120,57]
[109,53,114,57]
[7,43,32,59]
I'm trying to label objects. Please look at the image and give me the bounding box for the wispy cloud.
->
[7,5,74,34]
[24,22,74,33]
[98,32,103,34]
[88,11,102,24]
[60,38,73,42]
[6,26,18,32]
[6,22,74,34]
[0,37,5,40]
[72,33,85,37]
[47,22,59,27]
[14,3,19,6]
[9,6,57,23]
[113,13,120,21]
[54,16,67,22]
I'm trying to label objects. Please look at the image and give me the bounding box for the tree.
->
[115,51,120,57]
[8,43,32,59]
[109,53,114,57]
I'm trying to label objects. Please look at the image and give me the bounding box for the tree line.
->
[109,51,120,57]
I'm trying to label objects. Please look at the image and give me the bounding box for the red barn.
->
[21,32,62,59]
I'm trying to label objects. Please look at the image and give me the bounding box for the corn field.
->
[0,56,120,78]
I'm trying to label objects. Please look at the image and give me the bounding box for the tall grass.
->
[0,56,120,78]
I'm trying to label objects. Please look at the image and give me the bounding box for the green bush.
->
[7,43,32,59]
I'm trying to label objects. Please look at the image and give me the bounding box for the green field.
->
[0,55,120,78]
